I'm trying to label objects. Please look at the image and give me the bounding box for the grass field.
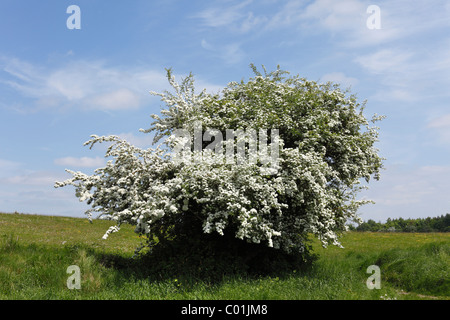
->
[0,212,448,300]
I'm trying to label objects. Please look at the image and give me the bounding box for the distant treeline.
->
[349,214,450,232]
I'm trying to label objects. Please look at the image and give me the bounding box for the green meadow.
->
[0,212,448,300]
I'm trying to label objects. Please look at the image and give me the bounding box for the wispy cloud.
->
[194,0,266,33]
[376,166,446,206]
[114,132,156,149]
[193,0,450,47]
[191,0,427,68]
[90,88,141,111]
[266,0,450,47]
[295,0,367,32]
[427,114,450,144]
[355,41,450,103]
[0,158,22,178]
[354,49,413,75]
[0,166,73,188]
[0,169,90,217]
[0,57,169,112]
[201,39,246,65]
[54,156,105,168]
[0,56,225,112]
[193,0,268,65]
[360,164,450,220]
[320,72,359,88]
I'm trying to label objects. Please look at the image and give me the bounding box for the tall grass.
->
[372,241,449,296]
[0,212,448,300]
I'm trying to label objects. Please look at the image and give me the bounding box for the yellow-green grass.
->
[0,212,448,300]
[0,212,142,254]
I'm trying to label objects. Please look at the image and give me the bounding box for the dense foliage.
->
[55,65,384,273]
[353,214,450,232]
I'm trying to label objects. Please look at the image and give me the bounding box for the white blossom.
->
[55,66,383,254]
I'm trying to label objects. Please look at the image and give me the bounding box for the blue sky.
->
[1,0,449,222]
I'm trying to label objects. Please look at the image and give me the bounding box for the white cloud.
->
[194,0,264,33]
[299,0,366,31]
[0,158,21,168]
[343,1,450,104]
[195,0,437,66]
[200,39,246,65]
[0,170,90,217]
[360,164,450,221]
[1,57,225,112]
[0,160,69,190]
[354,35,450,102]
[427,114,450,143]
[428,114,450,129]
[0,57,168,112]
[257,0,450,50]
[115,132,156,148]
[320,72,359,88]
[195,4,241,28]
[46,65,95,101]
[353,49,419,102]
[54,156,105,168]
[222,43,246,65]
[201,39,213,51]
[193,0,450,50]
[354,49,413,75]
[240,11,268,33]
[263,0,386,46]
[0,170,68,186]
[90,88,141,111]
[0,159,22,178]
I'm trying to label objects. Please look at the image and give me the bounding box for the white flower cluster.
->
[55,66,383,254]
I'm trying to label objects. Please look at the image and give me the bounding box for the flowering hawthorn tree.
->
[55,65,384,259]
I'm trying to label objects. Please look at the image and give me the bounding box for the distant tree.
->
[405,221,417,232]
[444,213,450,232]
[356,219,381,232]
[356,214,450,233]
